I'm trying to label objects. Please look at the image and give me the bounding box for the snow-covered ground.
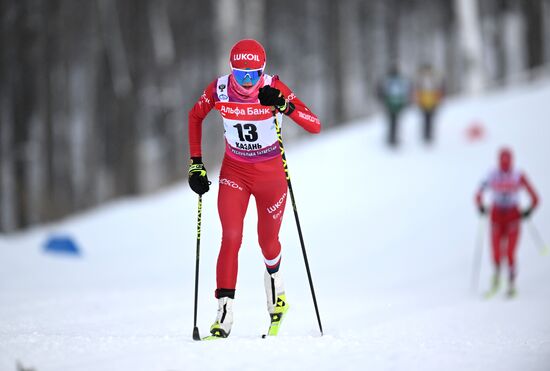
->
[1,80,550,371]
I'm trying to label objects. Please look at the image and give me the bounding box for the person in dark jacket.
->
[377,66,411,147]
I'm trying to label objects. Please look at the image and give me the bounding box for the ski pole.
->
[274,113,323,336]
[192,194,203,340]
[471,216,486,293]
[526,219,549,256]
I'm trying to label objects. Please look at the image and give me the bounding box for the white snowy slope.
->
[1,80,550,371]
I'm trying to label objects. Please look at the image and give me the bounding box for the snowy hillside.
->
[1,80,550,371]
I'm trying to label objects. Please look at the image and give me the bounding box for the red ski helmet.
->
[229,39,266,70]
[499,147,513,172]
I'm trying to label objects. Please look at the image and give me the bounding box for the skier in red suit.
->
[188,39,321,338]
[475,147,539,297]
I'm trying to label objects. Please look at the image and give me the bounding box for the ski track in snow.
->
[1,80,550,370]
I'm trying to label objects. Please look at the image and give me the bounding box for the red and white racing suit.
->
[188,74,320,297]
[475,169,539,276]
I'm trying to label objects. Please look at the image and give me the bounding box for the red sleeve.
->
[520,173,539,209]
[188,80,217,157]
[475,189,483,207]
[273,79,321,134]
[475,177,488,207]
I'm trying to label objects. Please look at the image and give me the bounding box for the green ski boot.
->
[264,270,289,337]
[484,271,500,299]
[506,286,517,298]
[202,297,233,340]
[506,272,517,299]
[267,294,289,336]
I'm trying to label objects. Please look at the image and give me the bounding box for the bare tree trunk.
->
[503,3,525,83]
[443,3,460,94]
[0,95,15,232]
[385,0,400,67]
[304,0,326,119]
[0,83,16,232]
[242,0,264,43]
[327,0,344,126]
[491,0,508,83]
[340,0,367,119]
[544,0,550,65]
[359,1,378,113]
[215,0,240,75]
[149,0,175,68]
[96,0,137,197]
[97,0,132,97]
[454,0,486,94]
[11,1,33,228]
[0,0,15,232]
[42,1,55,221]
[523,0,545,71]
[371,0,388,97]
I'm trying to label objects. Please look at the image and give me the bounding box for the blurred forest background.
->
[1,0,550,233]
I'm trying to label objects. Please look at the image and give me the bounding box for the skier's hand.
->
[521,207,534,219]
[258,86,289,113]
[478,205,487,216]
[188,157,210,195]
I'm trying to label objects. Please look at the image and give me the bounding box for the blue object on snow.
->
[44,236,81,256]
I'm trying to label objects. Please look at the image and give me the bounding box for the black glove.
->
[258,86,294,114]
[188,157,210,195]
[521,207,534,219]
[478,205,486,215]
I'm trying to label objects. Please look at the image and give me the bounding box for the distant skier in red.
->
[187,39,321,338]
[475,147,539,297]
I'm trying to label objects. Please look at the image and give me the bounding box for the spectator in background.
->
[414,64,444,144]
[377,65,411,147]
